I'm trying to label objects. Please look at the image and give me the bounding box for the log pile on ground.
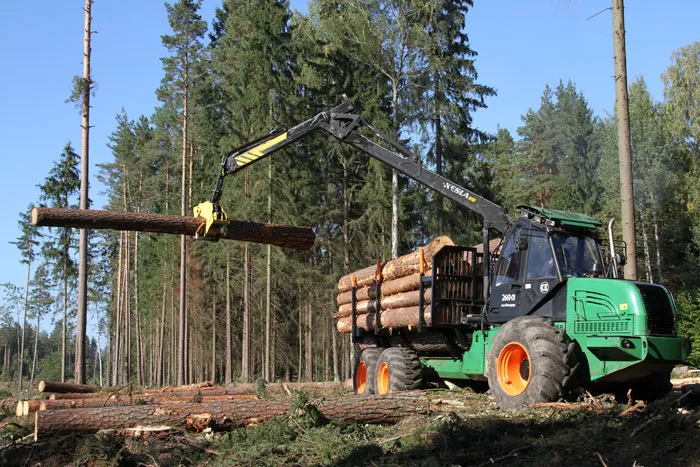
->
[17,381,348,417]
[334,236,457,333]
[23,380,430,436]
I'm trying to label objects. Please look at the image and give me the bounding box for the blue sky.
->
[0,0,697,313]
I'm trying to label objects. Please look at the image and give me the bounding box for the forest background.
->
[0,0,699,387]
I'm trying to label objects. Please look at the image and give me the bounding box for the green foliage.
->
[676,291,700,367]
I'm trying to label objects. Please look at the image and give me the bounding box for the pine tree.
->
[159,0,207,385]
[10,204,42,390]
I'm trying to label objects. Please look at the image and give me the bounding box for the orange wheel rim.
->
[377,362,389,395]
[497,342,531,396]
[356,361,367,394]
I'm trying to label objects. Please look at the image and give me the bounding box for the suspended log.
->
[31,208,315,251]
[335,289,432,318]
[34,394,431,435]
[337,236,453,292]
[38,380,98,394]
[336,306,431,333]
[336,270,432,306]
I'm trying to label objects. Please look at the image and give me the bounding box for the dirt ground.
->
[0,383,698,467]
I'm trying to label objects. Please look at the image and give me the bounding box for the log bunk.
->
[334,236,487,334]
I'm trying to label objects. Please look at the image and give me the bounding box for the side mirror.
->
[616,253,626,267]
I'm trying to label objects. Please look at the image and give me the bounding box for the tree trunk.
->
[613,0,637,280]
[75,0,92,386]
[34,393,430,435]
[265,157,272,382]
[641,213,653,283]
[30,309,40,385]
[178,54,189,387]
[19,250,31,391]
[305,303,313,382]
[62,252,68,383]
[225,252,232,384]
[32,208,316,251]
[112,232,124,386]
[211,287,216,384]
[242,243,252,383]
[391,83,400,259]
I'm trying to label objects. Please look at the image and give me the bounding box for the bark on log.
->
[336,306,431,333]
[336,270,432,306]
[335,289,432,318]
[49,387,228,400]
[49,382,345,401]
[160,381,213,391]
[31,208,315,251]
[26,394,259,415]
[225,381,347,395]
[38,380,98,394]
[337,236,453,291]
[34,394,430,435]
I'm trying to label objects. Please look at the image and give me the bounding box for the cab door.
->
[488,224,525,322]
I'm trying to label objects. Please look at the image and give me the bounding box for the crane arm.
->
[202,101,511,236]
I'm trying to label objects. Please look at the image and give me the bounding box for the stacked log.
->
[334,236,454,333]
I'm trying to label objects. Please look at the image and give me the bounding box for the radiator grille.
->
[636,284,676,336]
[575,320,630,335]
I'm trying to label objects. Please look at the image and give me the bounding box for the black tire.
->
[354,347,382,395]
[486,316,580,409]
[375,347,424,395]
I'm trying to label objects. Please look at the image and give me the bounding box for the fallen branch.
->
[594,452,609,467]
[478,445,530,466]
[618,400,646,418]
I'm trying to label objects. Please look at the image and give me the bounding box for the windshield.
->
[552,234,603,278]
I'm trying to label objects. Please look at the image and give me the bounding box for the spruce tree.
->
[38,143,80,382]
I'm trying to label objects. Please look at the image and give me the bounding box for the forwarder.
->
[196,101,689,408]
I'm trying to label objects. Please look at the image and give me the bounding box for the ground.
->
[0,383,698,467]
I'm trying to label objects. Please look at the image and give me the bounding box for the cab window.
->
[495,225,523,286]
[526,234,556,279]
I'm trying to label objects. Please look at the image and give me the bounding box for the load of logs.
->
[334,236,454,333]
[18,380,431,437]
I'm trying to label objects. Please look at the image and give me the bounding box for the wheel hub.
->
[376,362,389,395]
[497,342,531,396]
[356,361,367,394]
